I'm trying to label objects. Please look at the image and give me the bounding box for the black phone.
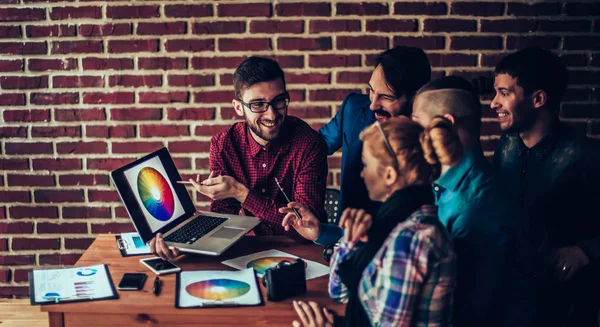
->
[117,273,147,291]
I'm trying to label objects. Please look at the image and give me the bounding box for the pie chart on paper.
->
[137,167,175,221]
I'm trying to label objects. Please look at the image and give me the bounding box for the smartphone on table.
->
[117,273,147,291]
[140,257,181,275]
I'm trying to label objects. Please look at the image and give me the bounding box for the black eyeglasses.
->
[238,94,290,113]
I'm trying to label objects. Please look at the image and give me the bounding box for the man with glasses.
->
[151,57,328,257]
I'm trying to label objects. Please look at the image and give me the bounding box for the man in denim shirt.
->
[411,76,529,327]
[492,47,600,327]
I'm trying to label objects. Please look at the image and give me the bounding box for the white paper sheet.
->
[119,232,151,255]
[32,264,115,304]
[178,268,261,308]
[221,249,330,280]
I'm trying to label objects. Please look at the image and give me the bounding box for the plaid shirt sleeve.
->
[208,134,242,215]
[328,240,358,303]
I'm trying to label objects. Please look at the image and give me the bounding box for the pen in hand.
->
[153,276,161,296]
[274,178,302,220]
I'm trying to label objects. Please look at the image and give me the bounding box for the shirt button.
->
[262,163,266,168]
[261,189,266,193]
[262,147,266,151]
[433,185,440,192]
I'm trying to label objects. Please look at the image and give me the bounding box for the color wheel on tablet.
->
[137,167,175,221]
[186,279,250,300]
[246,257,308,275]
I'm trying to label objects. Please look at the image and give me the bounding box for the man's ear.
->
[232,99,244,117]
[442,113,456,125]
[532,90,547,109]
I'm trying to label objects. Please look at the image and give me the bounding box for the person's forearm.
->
[314,223,343,246]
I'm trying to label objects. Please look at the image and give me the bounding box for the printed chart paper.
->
[221,249,329,280]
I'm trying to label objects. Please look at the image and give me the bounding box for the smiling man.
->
[492,47,600,327]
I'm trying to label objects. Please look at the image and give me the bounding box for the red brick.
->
[0,25,21,37]
[32,158,81,171]
[10,206,57,219]
[565,3,600,16]
[13,269,32,283]
[0,93,25,106]
[108,75,162,88]
[506,36,560,50]
[481,19,537,33]
[289,90,306,102]
[336,72,371,84]
[82,57,133,70]
[507,3,561,16]
[309,54,361,68]
[59,174,109,186]
[0,191,30,203]
[0,41,47,54]
[26,25,76,38]
[564,36,600,50]
[424,19,477,32]
[138,57,187,70]
[194,91,233,103]
[590,54,600,67]
[563,87,598,101]
[0,286,30,298]
[164,4,213,18]
[590,122,600,135]
[219,38,270,52]
[91,223,136,234]
[451,2,504,16]
[191,56,244,69]
[0,255,34,266]
[289,106,331,119]
[106,5,158,19]
[167,75,214,87]
[337,36,387,50]
[561,104,600,119]
[167,39,215,52]
[79,23,131,36]
[309,89,360,102]
[109,40,158,53]
[7,174,54,187]
[276,3,330,16]
[137,22,186,35]
[140,125,189,137]
[65,238,95,250]
[5,142,52,155]
[83,92,134,104]
[0,222,33,233]
[268,55,306,69]
[88,189,122,202]
[50,6,101,19]
[287,73,331,85]
[110,108,162,121]
[169,141,210,153]
[394,2,447,15]
[35,190,84,203]
[86,125,135,138]
[53,76,103,88]
[540,20,591,32]
[393,36,446,50]
[309,19,360,33]
[51,40,102,54]
[111,141,164,154]
[62,207,110,219]
[0,59,23,71]
[29,58,77,71]
[366,19,417,32]
[251,20,303,34]
[219,73,233,85]
[217,3,271,17]
[167,108,216,121]
[12,238,59,250]
[193,21,245,34]
[0,8,45,21]
[31,126,80,137]
[328,157,341,169]
[480,121,502,136]
[0,269,9,283]
[0,76,48,89]
[0,159,29,170]
[336,2,388,15]
[278,37,331,51]
[0,127,26,138]
[56,141,107,154]
[428,54,477,67]
[139,92,189,104]
[39,254,82,265]
[192,125,229,136]
[450,36,503,50]
[30,92,78,105]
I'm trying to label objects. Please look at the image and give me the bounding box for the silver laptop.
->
[110,147,260,256]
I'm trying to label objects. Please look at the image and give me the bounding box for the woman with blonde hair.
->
[280,116,461,327]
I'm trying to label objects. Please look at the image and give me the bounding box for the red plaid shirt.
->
[209,116,328,241]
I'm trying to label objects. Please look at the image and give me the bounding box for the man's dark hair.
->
[495,47,568,111]
[234,57,286,100]
[375,46,431,99]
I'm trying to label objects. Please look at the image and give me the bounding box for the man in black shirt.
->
[491,47,600,327]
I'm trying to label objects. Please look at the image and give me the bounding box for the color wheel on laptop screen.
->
[246,257,308,275]
[137,167,175,221]
[186,279,251,300]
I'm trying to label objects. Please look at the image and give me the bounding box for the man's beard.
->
[246,115,284,143]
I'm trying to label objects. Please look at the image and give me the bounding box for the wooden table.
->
[40,235,345,326]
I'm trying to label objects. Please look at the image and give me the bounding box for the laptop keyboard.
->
[164,215,228,245]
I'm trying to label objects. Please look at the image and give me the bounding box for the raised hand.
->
[338,208,372,248]
[279,202,321,241]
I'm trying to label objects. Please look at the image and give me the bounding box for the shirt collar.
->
[434,147,482,193]
[514,117,560,159]
[244,119,291,157]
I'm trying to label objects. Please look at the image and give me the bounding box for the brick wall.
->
[0,0,598,297]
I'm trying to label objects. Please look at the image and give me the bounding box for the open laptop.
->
[110,147,260,256]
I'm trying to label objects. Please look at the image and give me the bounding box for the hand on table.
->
[148,233,179,261]
[552,245,590,282]
[338,208,372,249]
[187,171,250,203]
[279,202,321,241]
[292,300,335,327]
